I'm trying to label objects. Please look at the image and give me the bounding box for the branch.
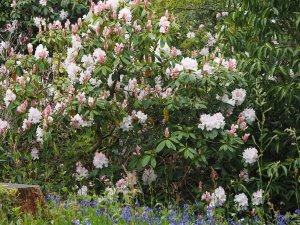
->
[90,126,116,152]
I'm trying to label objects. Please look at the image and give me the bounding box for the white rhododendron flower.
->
[142,168,157,185]
[136,111,147,124]
[77,185,88,196]
[242,147,258,165]
[39,0,47,6]
[106,0,120,10]
[198,113,225,131]
[93,152,109,169]
[81,54,94,68]
[75,162,89,180]
[231,88,246,106]
[59,10,68,20]
[28,107,42,124]
[34,44,49,60]
[181,57,198,71]
[234,193,248,211]
[36,127,44,144]
[4,89,16,107]
[31,147,39,160]
[120,115,133,131]
[200,47,209,56]
[66,62,81,82]
[216,94,235,106]
[187,32,195,39]
[241,108,256,124]
[33,17,45,27]
[252,189,264,206]
[210,186,226,207]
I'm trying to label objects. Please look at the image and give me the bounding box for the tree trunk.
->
[0,183,45,214]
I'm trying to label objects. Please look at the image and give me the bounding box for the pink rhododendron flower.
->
[118,8,132,23]
[201,191,211,203]
[0,119,9,134]
[34,44,49,60]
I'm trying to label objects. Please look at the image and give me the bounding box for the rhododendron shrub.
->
[0,0,255,203]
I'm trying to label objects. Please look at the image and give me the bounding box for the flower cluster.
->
[198,113,225,131]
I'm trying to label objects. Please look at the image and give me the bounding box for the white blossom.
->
[242,147,258,165]
[120,116,133,131]
[142,168,157,185]
[59,10,68,20]
[31,147,39,160]
[136,111,147,124]
[78,185,88,196]
[198,113,225,131]
[39,0,47,6]
[210,186,226,207]
[28,107,42,124]
[36,126,44,144]
[181,57,198,71]
[187,32,195,39]
[75,162,89,180]
[4,89,16,107]
[231,88,246,106]
[234,193,248,211]
[241,108,256,124]
[93,152,109,169]
[252,189,264,206]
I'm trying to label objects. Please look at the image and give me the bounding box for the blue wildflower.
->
[90,200,97,208]
[71,219,81,225]
[54,196,60,204]
[121,205,132,223]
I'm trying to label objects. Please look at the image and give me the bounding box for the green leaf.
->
[166,140,176,150]
[150,158,157,168]
[141,155,151,167]
[155,141,166,153]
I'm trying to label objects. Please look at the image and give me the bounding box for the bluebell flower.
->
[90,200,97,208]
[46,194,52,201]
[97,207,103,216]
[121,205,132,223]
[295,209,300,215]
[71,219,81,225]
[54,196,60,204]
[135,201,140,207]
[85,219,91,225]
[277,214,290,225]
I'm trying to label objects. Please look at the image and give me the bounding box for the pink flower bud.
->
[71,24,78,34]
[165,127,169,139]
[27,43,33,54]
[88,97,94,107]
[146,20,152,30]
[242,133,250,143]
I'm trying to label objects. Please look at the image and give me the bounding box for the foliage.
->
[0,0,89,62]
[218,0,300,211]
